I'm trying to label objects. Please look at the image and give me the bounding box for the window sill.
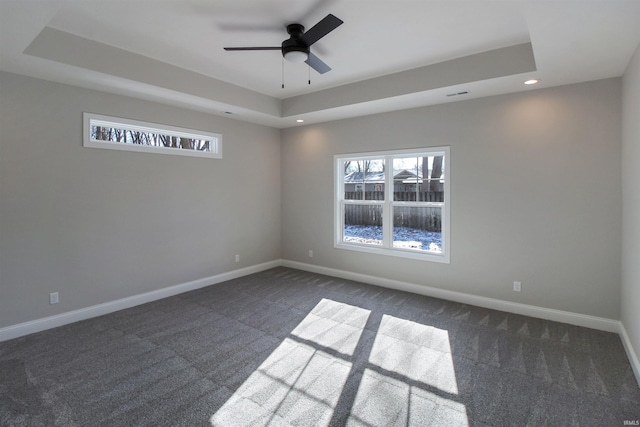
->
[334,242,450,264]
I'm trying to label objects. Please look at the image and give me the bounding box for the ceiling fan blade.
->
[224,47,281,51]
[300,14,343,46]
[306,52,331,74]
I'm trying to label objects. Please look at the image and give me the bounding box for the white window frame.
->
[334,147,450,263]
[83,112,222,159]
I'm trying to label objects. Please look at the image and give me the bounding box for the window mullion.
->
[416,156,420,202]
[394,201,443,208]
[383,156,393,248]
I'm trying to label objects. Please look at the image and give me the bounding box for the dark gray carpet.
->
[1,267,638,426]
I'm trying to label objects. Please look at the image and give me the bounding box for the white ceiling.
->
[1,0,639,128]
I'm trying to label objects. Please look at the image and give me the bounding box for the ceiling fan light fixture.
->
[284,50,309,63]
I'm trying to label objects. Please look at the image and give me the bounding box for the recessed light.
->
[296,119,304,123]
[524,79,539,85]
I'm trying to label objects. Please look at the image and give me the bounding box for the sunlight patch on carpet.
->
[369,315,458,394]
[210,299,369,426]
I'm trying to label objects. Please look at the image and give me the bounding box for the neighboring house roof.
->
[343,171,387,183]
[344,169,425,184]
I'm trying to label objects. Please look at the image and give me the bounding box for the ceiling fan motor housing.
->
[282,24,310,61]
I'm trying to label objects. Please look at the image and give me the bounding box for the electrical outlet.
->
[235,254,240,263]
[308,250,313,258]
[50,292,59,304]
[513,281,522,292]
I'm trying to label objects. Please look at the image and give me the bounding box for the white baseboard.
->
[619,322,640,388]
[0,260,281,342]
[282,260,621,333]
[0,259,624,344]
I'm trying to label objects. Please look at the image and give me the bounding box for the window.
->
[335,147,450,263]
[83,113,222,159]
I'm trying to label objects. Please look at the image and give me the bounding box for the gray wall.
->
[0,71,282,328]
[0,70,628,330]
[282,78,622,319]
[622,45,640,364]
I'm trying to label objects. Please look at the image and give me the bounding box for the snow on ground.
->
[344,225,442,253]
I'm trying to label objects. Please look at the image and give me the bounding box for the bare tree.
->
[430,156,443,192]
[344,160,352,174]
[180,138,195,150]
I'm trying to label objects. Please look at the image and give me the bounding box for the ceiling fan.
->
[223,14,343,74]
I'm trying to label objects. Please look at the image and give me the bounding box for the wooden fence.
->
[344,191,443,232]
[344,191,444,202]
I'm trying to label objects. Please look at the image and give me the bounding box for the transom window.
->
[83,113,222,159]
[335,147,450,263]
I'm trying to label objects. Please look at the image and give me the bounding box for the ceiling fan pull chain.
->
[308,62,311,85]
[282,57,285,89]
